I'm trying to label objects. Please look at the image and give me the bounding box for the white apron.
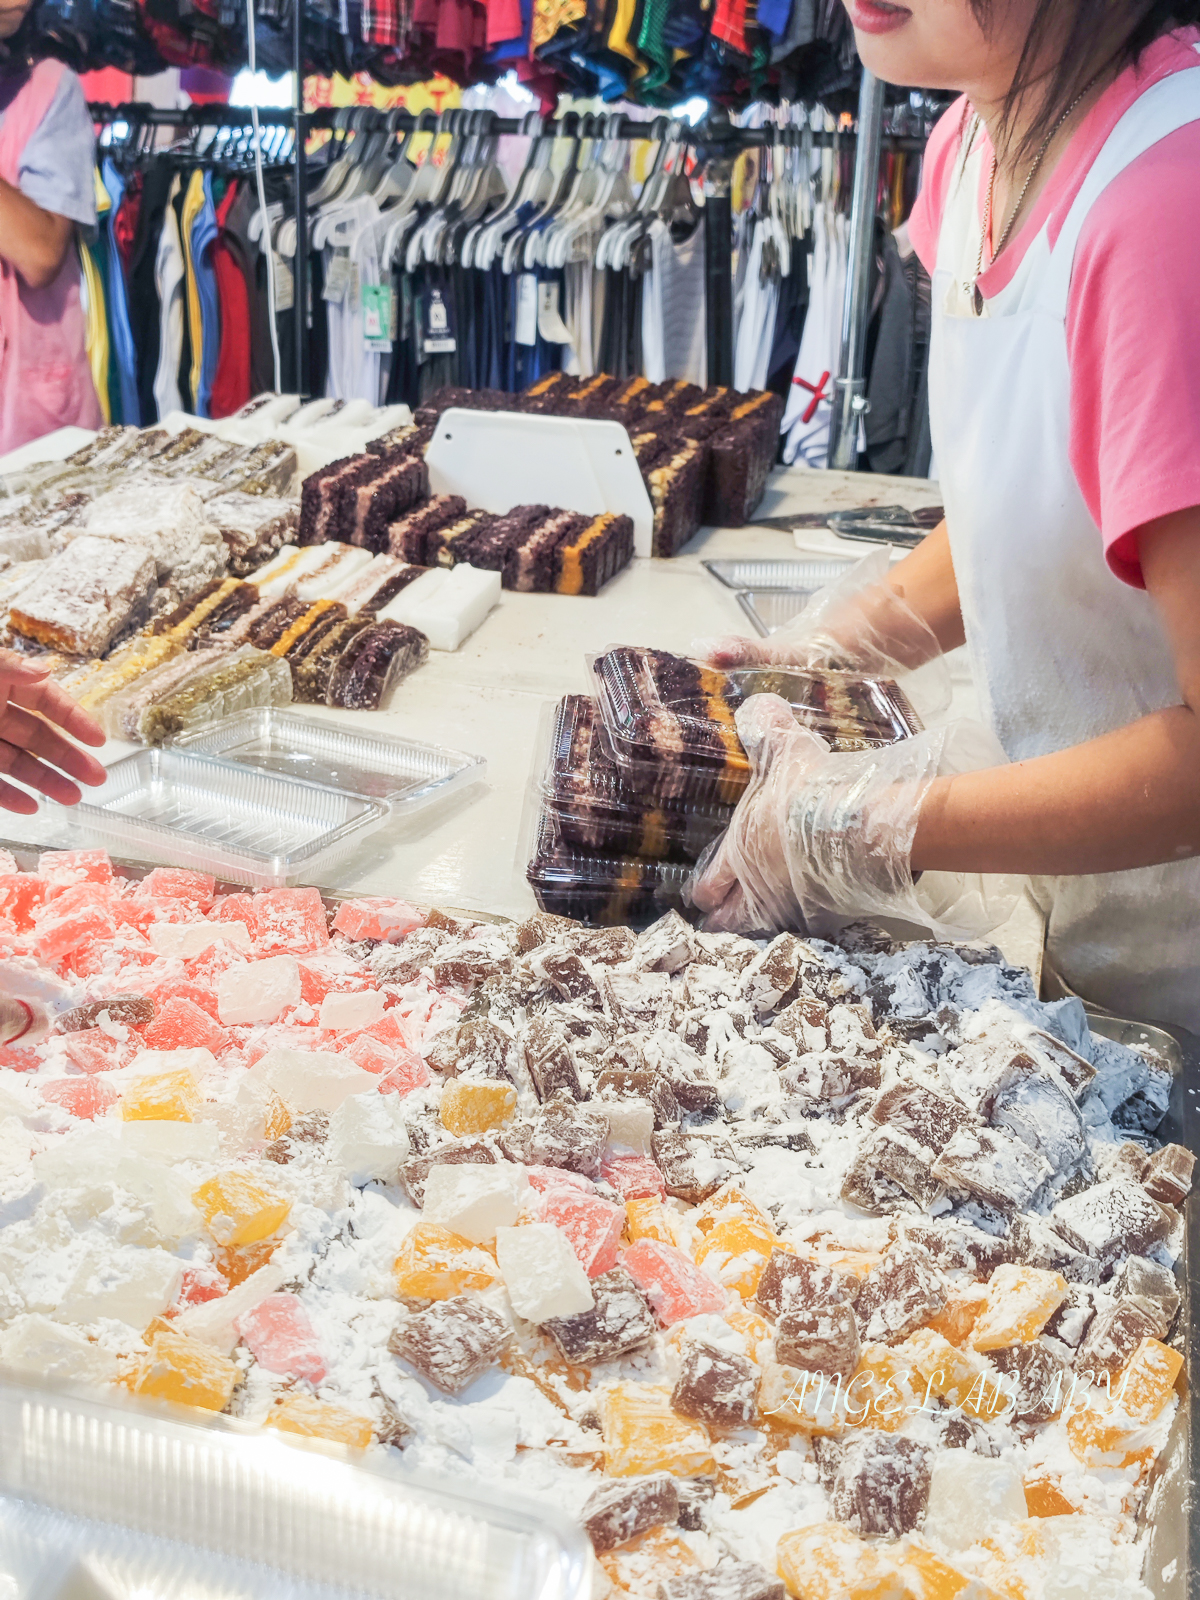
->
[929,55,1200,1032]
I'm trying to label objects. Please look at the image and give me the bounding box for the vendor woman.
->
[694,0,1200,1031]
[0,0,102,452]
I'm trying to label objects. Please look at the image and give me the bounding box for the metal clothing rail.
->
[88,95,919,461]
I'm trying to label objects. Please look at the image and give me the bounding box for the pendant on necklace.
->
[972,283,984,316]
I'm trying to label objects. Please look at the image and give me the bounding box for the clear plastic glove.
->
[688,693,1021,941]
[0,995,50,1045]
[0,651,106,813]
[692,549,951,723]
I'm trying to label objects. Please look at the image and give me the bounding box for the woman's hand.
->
[0,652,106,813]
[0,994,49,1045]
[690,693,1017,941]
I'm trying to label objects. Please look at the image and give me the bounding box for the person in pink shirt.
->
[693,0,1200,1031]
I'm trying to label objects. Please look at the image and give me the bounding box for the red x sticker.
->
[793,369,831,424]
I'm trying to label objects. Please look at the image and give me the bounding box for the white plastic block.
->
[119,1120,221,1163]
[922,1454,1027,1551]
[422,1161,529,1245]
[217,956,301,1025]
[495,1223,594,1322]
[598,1099,654,1156]
[0,1313,120,1384]
[378,564,500,652]
[251,1046,377,1114]
[319,988,386,1033]
[172,1261,287,1353]
[148,921,253,958]
[326,1092,409,1185]
[55,1245,183,1330]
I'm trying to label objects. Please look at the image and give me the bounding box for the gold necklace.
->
[967,69,1106,315]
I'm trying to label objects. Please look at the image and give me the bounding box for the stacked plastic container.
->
[526,645,925,929]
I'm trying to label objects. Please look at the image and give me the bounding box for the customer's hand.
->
[689,693,1018,941]
[692,549,948,715]
[0,652,106,813]
[0,994,49,1045]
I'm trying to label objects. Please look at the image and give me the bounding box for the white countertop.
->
[4,462,1045,978]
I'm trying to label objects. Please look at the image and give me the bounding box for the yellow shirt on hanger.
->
[181,168,207,415]
[79,237,110,427]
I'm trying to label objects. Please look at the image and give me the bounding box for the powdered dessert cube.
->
[623,1239,726,1325]
[253,887,329,956]
[754,1251,843,1322]
[582,1473,680,1552]
[1142,1142,1195,1206]
[388,1295,510,1394]
[10,535,156,654]
[325,1092,409,1183]
[423,1162,528,1245]
[523,1018,584,1101]
[252,1046,376,1113]
[652,1129,739,1204]
[132,1329,239,1412]
[1075,1296,1169,1381]
[921,1454,1027,1551]
[542,1265,657,1363]
[829,1433,933,1537]
[659,1563,785,1600]
[841,1130,942,1213]
[1112,1254,1181,1322]
[970,1264,1067,1350]
[853,1242,946,1346]
[538,1185,625,1277]
[495,1221,594,1320]
[121,1067,203,1122]
[441,1079,517,1136]
[1050,1178,1171,1266]
[602,1150,664,1196]
[217,956,301,1026]
[602,1383,716,1478]
[142,996,230,1055]
[597,1065,679,1128]
[774,1522,902,1600]
[528,1099,609,1175]
[670,1339,759,1428]
[694,1210,780,1299]
[267,1393,373,1449]
[393,1221,498,1299]
[776,1298,862,1380]
[193,1170,291,1247]
[987,1339,1069,1424]
[58,1245,182,1328]
[235,1291,327,1383]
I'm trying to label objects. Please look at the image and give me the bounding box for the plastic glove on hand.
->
[689,693,1020,943]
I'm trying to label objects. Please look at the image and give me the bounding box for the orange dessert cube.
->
[844,1343,921,1432]
[601,1383,716,1477]
[131,1329,238,1412]
[970,1265,1067,1351]
[726,1305,772,1362]
[393,1221,499,1299]
[625,1197,675,1245]
[439,1079,517,1136]
[694,1211,781,1299]
[267,1393,373,1449]
[776,1521,904,1600]
[901,1327,1002,1416]
[598,1526,701,1593]
[1023,1476,1079,1517]
[900,1539,1004,1600]
[264,1092,292,1141]
[758,1359,846,1436]
[926,1282,989,1346]
[121,1068,202,1122]
[193,1170,291,1247]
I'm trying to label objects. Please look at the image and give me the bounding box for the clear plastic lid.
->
[0,1373,588,1600]
[588,645,923,806]
[536,695,729,862]
[55,748,390,888]
[526,802,693,929]
[174,707,487,814]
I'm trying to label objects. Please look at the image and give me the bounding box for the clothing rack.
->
[87,91,923,466]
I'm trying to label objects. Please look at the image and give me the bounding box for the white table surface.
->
[4,463,1046,979]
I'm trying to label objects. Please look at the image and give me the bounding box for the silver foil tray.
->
[702,556,855,591]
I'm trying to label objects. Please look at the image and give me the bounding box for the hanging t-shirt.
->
[154,174,186,420]
[100,158,140,427]
[191,172,221,419]
[0,66,96,231]
[211,181,252,419]
[641,216,706,386]
[733,216,779,393]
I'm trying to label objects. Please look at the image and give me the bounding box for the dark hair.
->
[972,1,1200,162]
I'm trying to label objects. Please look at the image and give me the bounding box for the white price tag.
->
[271,252,294,313]
[514,273,538,346]
[537,280,571,344]
[323,249,351,303]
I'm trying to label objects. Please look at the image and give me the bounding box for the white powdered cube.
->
[173,1261,287,1353]
[598,1098,655,1156]
[0,1313,120,1385]
[319,988,387,1033]
[423,1162,529,1245]
[119,1120,221,1163]
[0,1079,36,1123]
[495,1223,594,1322]
[197,1076,276,1153]
[55,1245,183,1330]
[326,1092,409,1184]
[217,955,301,1025]
[32,1131,122,1191]
[115,1154,202,1241]
[127,1047,218,1080]
[922,1454,1027,1551]
[251,1046,377,1113]
[149,920,253,958]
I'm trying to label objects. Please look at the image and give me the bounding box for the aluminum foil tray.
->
[702,556,855,592]
[51,748,390,888]
[173,707,486,813]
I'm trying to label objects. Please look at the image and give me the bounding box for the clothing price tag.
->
[514,273,538,346]
[362,283,393,351]
[323,249,352,303]
[271,252,294,313]
[423,288,456,354]
[537,281,571,345]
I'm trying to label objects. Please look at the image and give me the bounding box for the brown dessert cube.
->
[775,1301,861,1381]
[388,1296,510,1395]
[542,1267,656,1363]
[670,1340,759,1428]
[1142,1143,1195,1206]
[652,1129,739,1203]
[989,1340,1070,1424]
[1075,1297,1171,1381]
[829,1433,933,1537]
[523,1018,583,1101]
[582,1472,679,1553]
[854,1242,947,1346]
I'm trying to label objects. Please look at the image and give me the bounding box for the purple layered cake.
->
[346,456,429,551]
[694,390,786,526]
[553,513,635,597]
[445,505,549,571]
[387,495,468,565]
[327,619,429,708]
[502,510,590,592]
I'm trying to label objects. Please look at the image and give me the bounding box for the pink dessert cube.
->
[142,996,232,1055]
[212,892,257,929]
[235,1292,327,1384]
[526,1166,595,1195]
[252,889,330,957]
[175,1264,228,1309]
[38,849,114,887]
[40,1077,120,1120]
[601,1155,668,1201]
[31,903,118,966]
[0,874,48,930]
[0,1045,40,1072]
[141,868,216,908]
[332,898,425,942]
[143,978,221,1021]
[539,1186,625,1278]
[622,1240,727,1326]
[346,1035,396,1075]
[297,956,372,1008]
[61,1032,130,1074]
[375,1048,431,1097]
[360,1012,414,1051]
